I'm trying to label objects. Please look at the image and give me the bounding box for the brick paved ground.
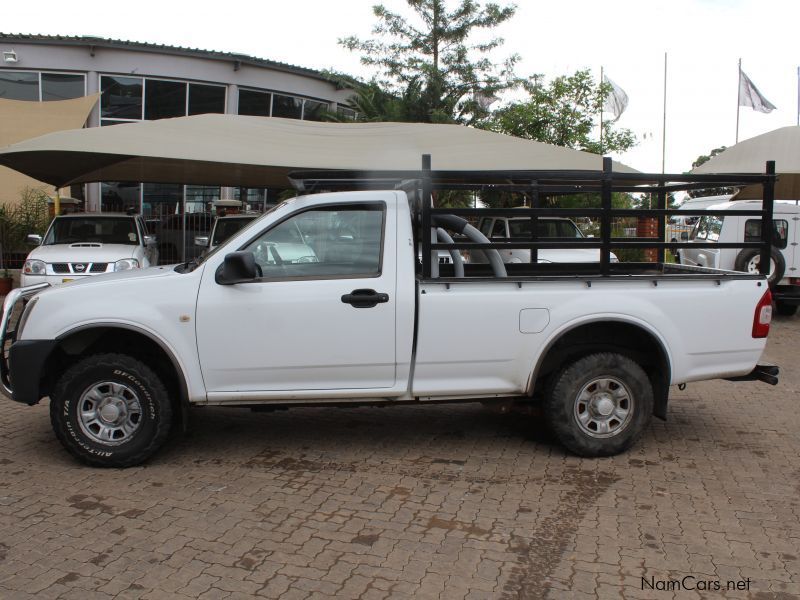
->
[1,318,799,599]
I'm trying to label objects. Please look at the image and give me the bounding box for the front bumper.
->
[0,283,51,401]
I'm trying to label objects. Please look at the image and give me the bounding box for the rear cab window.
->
[744,219,789,249]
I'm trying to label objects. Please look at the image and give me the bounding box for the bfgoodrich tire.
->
[50,353,172,468]
[545,353,653,457]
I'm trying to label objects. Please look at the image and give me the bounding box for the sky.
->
[5,0,799,174]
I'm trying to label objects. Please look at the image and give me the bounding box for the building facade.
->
[0,34,354,220]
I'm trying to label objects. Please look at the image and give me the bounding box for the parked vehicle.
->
[1,182,779,467]
[472,215,618,263]
[21,213,157,287]
[668,195,733,258]
[195,214,259,253]
[680,199,800,315]
[155,213,213,265]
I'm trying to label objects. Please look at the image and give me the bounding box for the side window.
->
[696,216,723,241]
[491,219,507,238]
[479,218,493,237]
[245,204,385,279]
[745,219,788,250]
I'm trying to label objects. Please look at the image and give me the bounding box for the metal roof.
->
[0,33,341,84]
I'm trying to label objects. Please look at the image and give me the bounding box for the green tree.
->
[340,0,519,124]
[485,70,636,154]
[687,146,733,198]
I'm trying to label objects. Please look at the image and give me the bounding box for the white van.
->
[668,195,733,250]
[680,199,800,315]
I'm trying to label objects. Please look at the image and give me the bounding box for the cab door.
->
[195,200,397,396]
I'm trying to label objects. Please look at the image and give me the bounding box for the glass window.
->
[189,83,225,115]
[212,216,258,246]
[185,185,220,213]
[272,94,303,119]
[491,219,506,238]
[101,75,143,119]
[0,70,38,101]
[478,218,493,237]
[238,89,271,116]
[245,204,385,279]
[695,216,724,242]
[41,73,85,101]
[745,219,789,250]
[142,183,183,219]
[101,182,140,213]
[145,79,186,120]
[302,99,328,121]
[336,106,357,120]
[44,216,139,245]
[508,218,583,238]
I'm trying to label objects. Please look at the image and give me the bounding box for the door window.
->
[744,219,789,249]
[245,204,385,279]
[491,219,507,238]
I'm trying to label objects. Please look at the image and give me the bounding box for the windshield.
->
[44,217,139,245]
[211,217,258,246]
[693,215,724,241]
[508,218,583,238]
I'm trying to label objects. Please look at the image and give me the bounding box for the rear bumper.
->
[724,364,779,386]
[772,285,800,305]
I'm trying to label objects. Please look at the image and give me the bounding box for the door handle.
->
[341,288,390,308]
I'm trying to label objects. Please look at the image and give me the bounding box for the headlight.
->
[23,259,46,275]
[114,258,140,271]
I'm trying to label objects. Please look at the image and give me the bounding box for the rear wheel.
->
[545,353,653,457]
[50,353,172,467]
[775,301,798,317]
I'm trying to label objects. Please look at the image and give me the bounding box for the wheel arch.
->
[43,323,190,428]
[528,317,672,420]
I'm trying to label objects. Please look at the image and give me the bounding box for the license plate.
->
[62,278,74,283]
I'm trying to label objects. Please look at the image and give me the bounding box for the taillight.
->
[752,288,773,338]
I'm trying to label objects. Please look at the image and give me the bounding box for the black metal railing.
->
[290,155,777,280]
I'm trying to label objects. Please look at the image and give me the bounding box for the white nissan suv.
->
[21,213,158,287]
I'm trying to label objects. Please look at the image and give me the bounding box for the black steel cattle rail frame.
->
[290,156,776,280]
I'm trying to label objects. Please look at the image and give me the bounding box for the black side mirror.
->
[216,251,259,285]
[680,232,689,241]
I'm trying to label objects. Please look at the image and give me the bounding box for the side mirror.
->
[26,234,42,246]
[215,251,259,285]
[194,236,209,248]
[144,234,157,245]
[680,232,689,241]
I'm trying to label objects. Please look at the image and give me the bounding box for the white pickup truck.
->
[0,188,778,467]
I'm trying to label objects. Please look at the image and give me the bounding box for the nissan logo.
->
[73,264,87,273]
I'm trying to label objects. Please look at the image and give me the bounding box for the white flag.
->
[739,70,776,113]
[602,74,629,121]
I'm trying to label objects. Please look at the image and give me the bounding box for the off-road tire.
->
[734,247,785,285]
[545,353,653,457]
[50,353,172,468]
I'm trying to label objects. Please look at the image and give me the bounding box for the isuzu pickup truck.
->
[0,166,780,467]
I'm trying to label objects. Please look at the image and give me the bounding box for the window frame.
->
[744,218,789,250]
[0,69,86,102]
[234,201,387,283]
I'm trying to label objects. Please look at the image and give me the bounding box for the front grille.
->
[70,263,89,274]
[51,263,69,274]
[90,263,109,273]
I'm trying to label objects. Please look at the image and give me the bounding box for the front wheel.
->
[545,353,653,457]
[50,353,173,467]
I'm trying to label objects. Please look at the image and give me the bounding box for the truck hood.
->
[38,264,179,292]
[28,244,137,263]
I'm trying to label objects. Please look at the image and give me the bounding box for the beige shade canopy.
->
[691,126,799,199]
[0,114,637,189]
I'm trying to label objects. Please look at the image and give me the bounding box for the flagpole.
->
[736,58,742,143]
[661,52,667,174]
[599,65,604,154]
[796,66,799,126]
